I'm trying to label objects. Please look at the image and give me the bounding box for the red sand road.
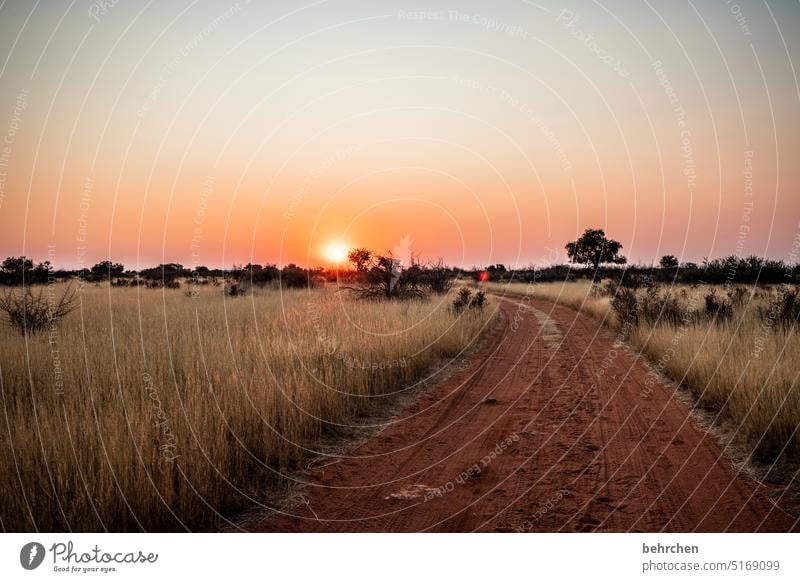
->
[248,296,798,532]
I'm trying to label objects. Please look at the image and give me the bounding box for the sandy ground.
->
[247,296,798,532]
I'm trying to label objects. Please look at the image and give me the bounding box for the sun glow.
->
[324,242,349,264]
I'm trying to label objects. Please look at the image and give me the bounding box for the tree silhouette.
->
[347,248,373,273]
[90,260,125,280]
[2,256,33,275]
[659,255,679,269]
[565,228,626,279]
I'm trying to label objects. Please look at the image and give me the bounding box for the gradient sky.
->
[0,0,798,270]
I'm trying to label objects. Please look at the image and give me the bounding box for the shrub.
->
[224,281,247,297]
[639,285,691,327]
[452,288,473,314]
[0,285,78,333]
[704,290,733,322]
[611,288,639,327]
[451,288,487,314]
[659,255,679,269]
[598,279,619,297]
[422,259,455,294]
[727,286,748,308]
[473,290,487,310]
[759,286,800,331]
[619,272,652,289]
[280,265,312,289]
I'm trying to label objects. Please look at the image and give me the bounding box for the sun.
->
[324,242,349,264]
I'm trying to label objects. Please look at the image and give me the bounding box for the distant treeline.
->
[1,254,798,287]
[0,257,332,289]
[479,255,800,285]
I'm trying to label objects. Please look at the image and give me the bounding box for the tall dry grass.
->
[487,280,800,463]
[0,283,496,531]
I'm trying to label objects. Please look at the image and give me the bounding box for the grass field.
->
[0,282,496,531]
[486,280,800,464]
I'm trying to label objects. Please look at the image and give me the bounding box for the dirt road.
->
[248,295,797,532]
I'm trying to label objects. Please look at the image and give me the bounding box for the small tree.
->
[347,248,372,273]
[565,228,626,279]
[422,258,455,294]
[1,256,33,284]
[90,260,125,280]
[0,284,78,333]
[659,255,679,269]
[32,261,52,283]
[366,255,403,298]
[344,248,425,300]
[1,256,33,274]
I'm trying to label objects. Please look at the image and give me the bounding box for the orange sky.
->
[0,0,798,270]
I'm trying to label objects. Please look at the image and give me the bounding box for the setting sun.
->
[324,242,350,264]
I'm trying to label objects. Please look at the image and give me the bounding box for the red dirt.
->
[247,296,798,532]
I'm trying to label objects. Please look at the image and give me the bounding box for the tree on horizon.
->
[565,228,626,279]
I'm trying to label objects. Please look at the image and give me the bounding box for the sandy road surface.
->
[248,295,797,532]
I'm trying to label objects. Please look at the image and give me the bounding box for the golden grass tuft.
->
[0,283,496,531]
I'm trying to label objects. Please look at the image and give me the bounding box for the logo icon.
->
[390,234,414,290]
[20,542,46,570]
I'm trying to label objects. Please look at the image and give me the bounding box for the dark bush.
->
[704,290,733,322]
[0,285,78,333]
[759,286,800,331]
[224,281,247,297]
[421,259,455,295]
[280,265,312,289]
[452,288,473,314]
[611,288,639,327]
[473,290,486,310]
[452,288,486,314]
[639,285,691,327]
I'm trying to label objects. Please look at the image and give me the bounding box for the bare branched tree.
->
[0,284,78,333]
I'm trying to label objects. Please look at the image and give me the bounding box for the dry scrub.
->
[488,280,800,463]
[0,283,496,531]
